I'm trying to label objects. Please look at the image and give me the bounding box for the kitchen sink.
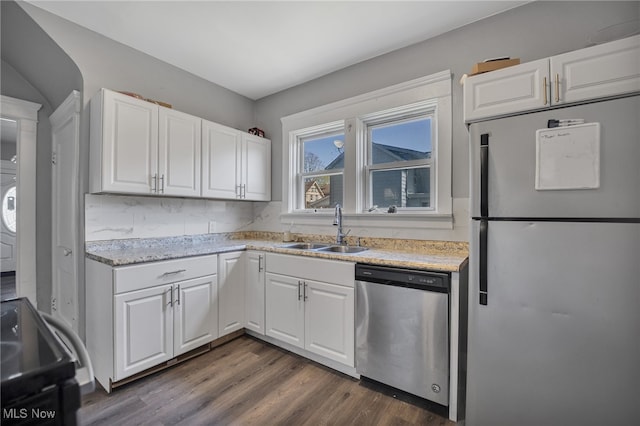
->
[278,242,368,254]
[280,242,331,250]
[317,245,368,254]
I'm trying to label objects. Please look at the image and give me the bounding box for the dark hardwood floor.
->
[79,335,454,426]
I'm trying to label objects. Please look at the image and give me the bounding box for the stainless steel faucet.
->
[333,204,350,245]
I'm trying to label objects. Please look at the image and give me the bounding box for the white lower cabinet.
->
[265,254,355,367]
[218,251,246,337]
[114,275,218,380]
[86,255,218,391]
[245,251,266,335]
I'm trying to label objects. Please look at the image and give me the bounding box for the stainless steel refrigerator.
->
[467,95,640,426]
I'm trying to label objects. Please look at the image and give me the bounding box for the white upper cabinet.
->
[464,59,549,122]
[550,35,640,104]
[465,35,640,122]
[201,120,242,199]
[91,89,158,194]
[202,120,271,201]
[158,108,201,197]
[243,133,271,201]
[90,89,201,196]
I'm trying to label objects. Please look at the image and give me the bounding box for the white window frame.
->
[281,70,452,229]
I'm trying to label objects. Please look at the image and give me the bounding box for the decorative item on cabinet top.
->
[248,127,266,138]
[118,90,173,108]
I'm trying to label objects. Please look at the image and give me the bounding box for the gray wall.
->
[254,1,640,201]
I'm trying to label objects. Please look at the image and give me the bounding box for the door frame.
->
[1,95,41,307]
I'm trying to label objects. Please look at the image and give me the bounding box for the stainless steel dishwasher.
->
[355,264,450,406]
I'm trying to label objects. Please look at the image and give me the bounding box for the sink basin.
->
[318,245,368,254]
[280,242,331,250]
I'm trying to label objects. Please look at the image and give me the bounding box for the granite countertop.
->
[86,233,469,272]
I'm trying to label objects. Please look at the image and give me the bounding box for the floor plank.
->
[79,336,455,426]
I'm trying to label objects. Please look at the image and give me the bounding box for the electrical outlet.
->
[208,221,216,233]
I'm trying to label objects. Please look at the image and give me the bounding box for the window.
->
[294,123,345,210]
[365,109,434,211]
[282,70,452,229]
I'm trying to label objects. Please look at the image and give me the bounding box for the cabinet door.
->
[202,120,241,199]
[304,280,354,367]
[265,272,304,348]
[158,108,201,197]
[174,275,218,356]
[218,252,245,337]
[551,35,640,105]
[245,251,265,335]
[114,284,173,380]
[242,134,271,201]
[100,90,158,193]
[464,58,549,122]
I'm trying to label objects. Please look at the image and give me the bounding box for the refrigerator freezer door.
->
[470,96,640,219]
[467,220,640,426]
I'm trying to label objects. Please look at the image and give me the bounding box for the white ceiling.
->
[26,1,529,100]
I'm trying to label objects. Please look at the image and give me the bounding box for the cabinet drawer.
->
[114,255,218,294]
[266,253,354,287]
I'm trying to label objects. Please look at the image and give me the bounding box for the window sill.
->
[280,211,454,230]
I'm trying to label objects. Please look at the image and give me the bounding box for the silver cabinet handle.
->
[175,284,181,305]
[542,77,548,105]
[152,174,158,192]
[167,287,173,307]
[298,281,302,301]
[159,174,165,194]
[555,73,560,103]
[304,282,308,301]
[62,247,72,256]
[258,255,263,272]
[161,269,186,277]
[242,184,246,199]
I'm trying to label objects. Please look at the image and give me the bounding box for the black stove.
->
[1,298,80,425]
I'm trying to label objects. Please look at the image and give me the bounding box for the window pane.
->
[303,133,345,173]
[370,117,431,165]
[371,167,430,208]
[304,175,343,209]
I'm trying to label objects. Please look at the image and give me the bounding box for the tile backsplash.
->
[85,194,254,241]
[85,195,469,242]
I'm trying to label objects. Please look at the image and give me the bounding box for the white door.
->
[114,284,173,380]
[0,170,16,273]
[101,89,158,194]
[242,134,271,201]
[265,272,304,348]
[201,120,241,199]
[158,108,201,197]
[245,251,265,335]
[304,280,354,366]
[174,275,218,356]
[50,91,80,332]
[218,252,245,337]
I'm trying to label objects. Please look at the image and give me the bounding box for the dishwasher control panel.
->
[355,264,449,292]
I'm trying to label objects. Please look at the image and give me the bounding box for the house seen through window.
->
[301,131,344,209]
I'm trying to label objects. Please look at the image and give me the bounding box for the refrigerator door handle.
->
[480,134,489,218]
[479,219,488,305]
